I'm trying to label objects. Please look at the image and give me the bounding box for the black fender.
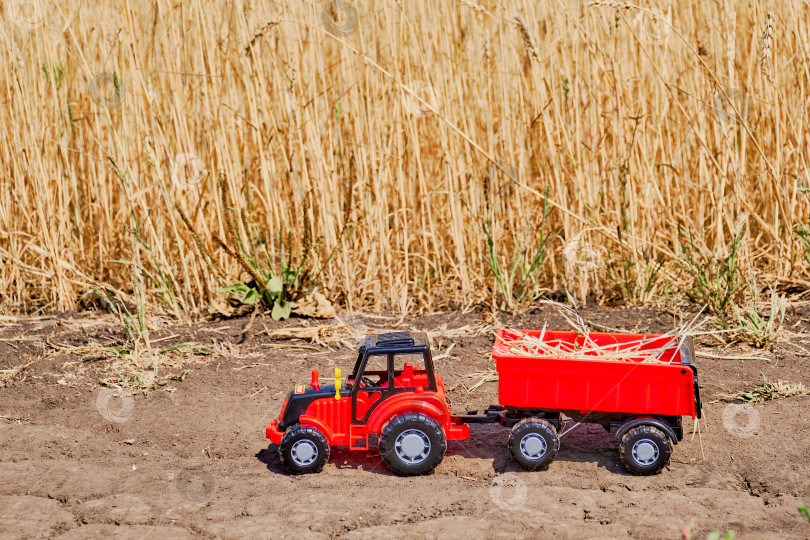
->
[615,417,680,445]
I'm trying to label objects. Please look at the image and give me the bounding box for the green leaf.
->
[102,347,130,358]
[799,505,810,523]
[219,282,250,295]
[271,300,292,320]
[242,288,261,305]
[219,282,262,305]
[267,276,283,293]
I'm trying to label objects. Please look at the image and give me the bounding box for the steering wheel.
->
[360,376,378,388]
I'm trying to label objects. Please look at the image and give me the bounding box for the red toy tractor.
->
[266,329,701,476]
[266,332,469,475]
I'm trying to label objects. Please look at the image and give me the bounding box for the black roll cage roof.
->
[349,331,436,390]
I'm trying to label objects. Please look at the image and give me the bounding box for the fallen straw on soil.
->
[721,373,808,402]
[262,318,495,348]
[466,369,498,392]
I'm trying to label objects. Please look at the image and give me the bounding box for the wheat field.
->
[0,0,808,316]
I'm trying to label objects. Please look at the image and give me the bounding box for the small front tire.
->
[379,413,447,476]
[508,418,560,470]
[279,424,330,475]
[619,425,672,475]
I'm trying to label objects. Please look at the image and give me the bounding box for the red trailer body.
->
[493,329,700,418]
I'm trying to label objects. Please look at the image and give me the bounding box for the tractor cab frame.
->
[348,332,439,424]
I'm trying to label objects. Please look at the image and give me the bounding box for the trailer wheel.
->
[279,424,330,475]
[379,412,446,476]
[619,425,671,475]
[508,418,560,470]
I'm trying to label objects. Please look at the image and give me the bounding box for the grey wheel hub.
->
[395,429,431,465]
[291,439,318,467]
[631,439,659,466]
[520,433,547,460]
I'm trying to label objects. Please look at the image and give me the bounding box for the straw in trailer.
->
[493,301,711,364]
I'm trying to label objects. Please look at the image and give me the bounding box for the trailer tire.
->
[619,425,671,475]
[508,418,559,470]
[379,412,446,476]
[279,424,330,475]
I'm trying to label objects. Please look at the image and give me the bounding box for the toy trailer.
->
[461,328,702,475]
[266,329,701,476]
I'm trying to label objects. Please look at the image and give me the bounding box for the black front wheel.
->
[508,418,560,470]
[619,425,672,475]
[279,424,330,474]
[379,412,447,476]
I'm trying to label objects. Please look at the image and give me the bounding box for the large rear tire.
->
[508,417,560,470]
[619,425,671,475]
[379,412,446,476]
[279,424,330,475]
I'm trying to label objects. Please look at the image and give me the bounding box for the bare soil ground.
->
[1,306,809,539]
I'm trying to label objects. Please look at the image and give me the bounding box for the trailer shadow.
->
[553,423,632,475]
[442,421,634,476]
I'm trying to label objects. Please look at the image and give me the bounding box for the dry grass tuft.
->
[722,373,808,402]
[262,317,494,349]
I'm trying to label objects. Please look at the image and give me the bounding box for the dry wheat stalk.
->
[514,16,539,64]
[759,12,774,83]
[587,1,631,8]
[241,20,279,56]
[0,0,807,317]
[457,0,487,15]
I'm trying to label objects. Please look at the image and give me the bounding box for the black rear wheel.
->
[619,425,672,475]
[279,424,330,474]
[508,418,560,470]
[379,412,446,476]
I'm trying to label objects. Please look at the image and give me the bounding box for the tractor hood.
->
[278,384,342,431]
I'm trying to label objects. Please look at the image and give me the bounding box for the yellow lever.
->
[334,367,342,399]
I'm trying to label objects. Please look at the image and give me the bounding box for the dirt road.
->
[1,307,808,538]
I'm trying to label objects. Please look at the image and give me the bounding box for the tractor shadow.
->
[255,443,395,476]
[327,447,395,475]
[255,444,288,475]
